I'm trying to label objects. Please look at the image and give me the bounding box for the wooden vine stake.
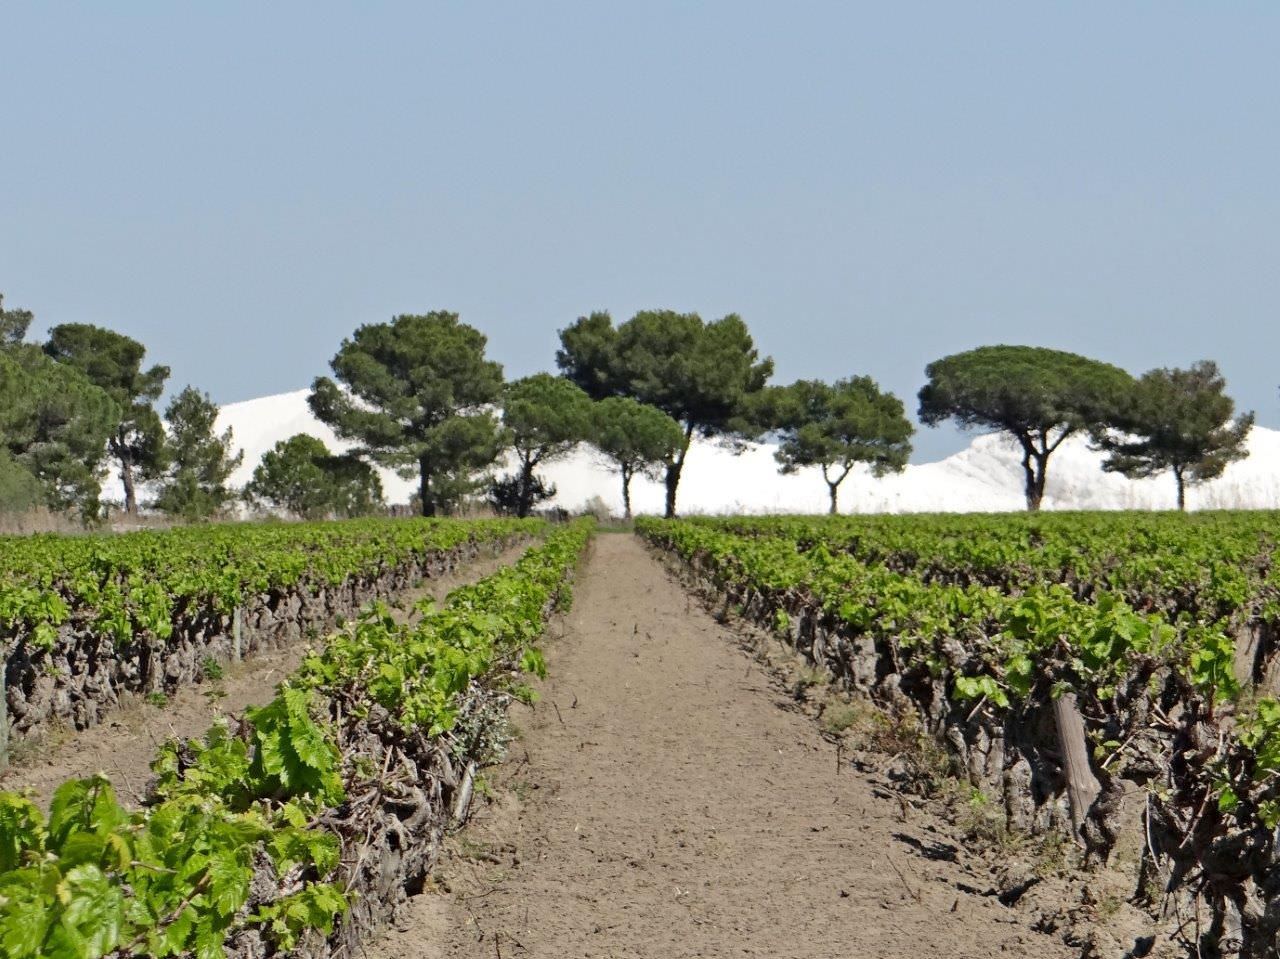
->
[0,648,8,771]
[1054,690,1101,841]
[232,606,243,661]
[451,761,477,827]
[1234,622,1260,689]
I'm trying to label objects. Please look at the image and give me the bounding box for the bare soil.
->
[368,534,1076,959]
[0,541,531,809]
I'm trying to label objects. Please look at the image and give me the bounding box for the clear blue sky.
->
[3,3,1277,461]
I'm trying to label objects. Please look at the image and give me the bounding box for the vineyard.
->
[0,517,591,957]
[0,517,547,747]
[6,512,1280,957]
[638,512,1280,957]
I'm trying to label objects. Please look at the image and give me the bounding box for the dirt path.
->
[0,540,531,809]
[369,533,1074,959]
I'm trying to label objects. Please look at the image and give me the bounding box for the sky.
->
[2,3,1277,462]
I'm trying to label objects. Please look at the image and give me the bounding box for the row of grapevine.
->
[0,518,547,644]
[0,518,593,958]
[0,517,542,748]
[692,512,1278,629]
[639,515,1280,957]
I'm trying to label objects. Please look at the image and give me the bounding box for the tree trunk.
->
[418,456,435,517]
[1018,443,1037,511]
[664,424,695,519]
[517,459,536,518]
[663,462,680,519]
[114,431,139,516]
[1174,466,1186,511]
[1029,458,1046,511]
[822,464,850,516]
[121,456,138,516]
[1017,436,1049,511]
[620,465,633,519]
[1053,692,1101,841]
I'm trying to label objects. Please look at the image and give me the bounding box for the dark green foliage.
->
[489,472,556,516]
[0,451,44,513]
[497,373,593,517]
[555,310,617,398]
[246,435,332,520]
[756,377,913,514]
[918,345,1133,510]
[246,434,384,519]
[154,387,243,521]
[309,313,505,516]
[556,309,772,516]
[0,344,119,519]
[0,294,33,346]
[44,323,170,515]
[320,452,384,518]
[589,397,684,518]
[0,298,131,520]
[1095,361,1253,510]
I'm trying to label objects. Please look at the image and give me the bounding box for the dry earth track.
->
[370,533,1074,959]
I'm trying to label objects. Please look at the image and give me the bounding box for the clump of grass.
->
[820,702,862,736]
[1032,829,1072,879]
[1095,894,1123,921]
[5,724,67,767]
[455,836,500,863]
[144,691,169,707]
[855,709,957,797]
[791,665,829,701]
[200,655,224,681]
[959,787,1014,846]
[797,665,827,688]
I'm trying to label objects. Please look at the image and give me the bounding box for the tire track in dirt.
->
[0,540,532,809]
[368,533,1074,959]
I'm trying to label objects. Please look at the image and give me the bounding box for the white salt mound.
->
[212,389,1280,515]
